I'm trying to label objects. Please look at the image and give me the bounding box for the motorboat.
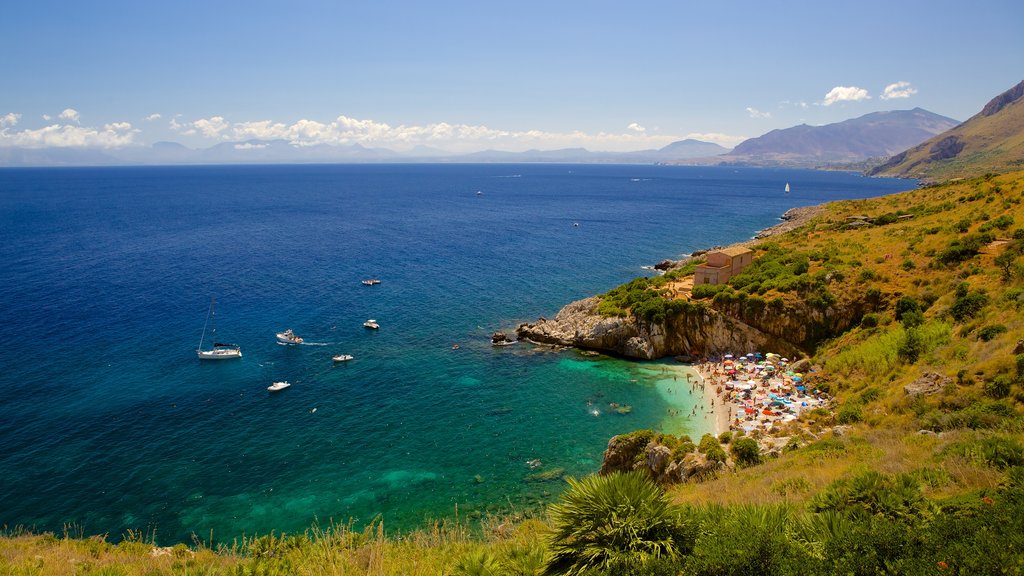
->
[197,298,242,360]
[363,319,380,329]
[267,381,291,392]
[332,354,354,362]
[361,279,381,286]
[276,329,303,345]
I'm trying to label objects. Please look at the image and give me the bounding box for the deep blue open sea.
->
[0,163,911,543]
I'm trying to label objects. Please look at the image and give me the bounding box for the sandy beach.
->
[690,354,831,437]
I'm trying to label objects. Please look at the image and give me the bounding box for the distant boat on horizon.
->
[785,182,791,194]
[197,298,242,360]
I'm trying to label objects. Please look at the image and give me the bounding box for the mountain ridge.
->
[870,79,1024,180]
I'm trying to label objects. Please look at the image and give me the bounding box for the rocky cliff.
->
[516,295,806,360]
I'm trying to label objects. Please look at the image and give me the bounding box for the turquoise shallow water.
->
[0,164,911,543]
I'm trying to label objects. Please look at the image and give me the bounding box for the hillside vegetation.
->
[5,173,1024,574]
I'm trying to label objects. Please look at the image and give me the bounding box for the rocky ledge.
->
[516,295,802,360]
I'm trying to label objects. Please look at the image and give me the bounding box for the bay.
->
[0,163,910,543]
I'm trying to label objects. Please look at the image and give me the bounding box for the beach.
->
[691,353,831,437]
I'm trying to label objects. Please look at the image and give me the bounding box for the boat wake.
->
[301,341,330,346]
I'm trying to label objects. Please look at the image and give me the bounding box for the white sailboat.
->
[785,182,791,194]
[197,298,242,360]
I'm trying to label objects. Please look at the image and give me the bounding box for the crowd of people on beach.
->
[694,352,832,433]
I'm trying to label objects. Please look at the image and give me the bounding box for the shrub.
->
[809,471,928,521]
[704,444,728,463]
[978,324,1008,341]
[936,232,994,266]
[859,387,882,403]
[836,402,864,424]
[717,431,733,445]
[730,437,762,467]
[984,375,1012,399]
[697,434,720,455]
[897,327,924,363]
[860,313,879,328]
[944,435,1024,469]
[894,296,921,321]
[545,472,696,575]
[950,284,989,322]
[691,283,725,299]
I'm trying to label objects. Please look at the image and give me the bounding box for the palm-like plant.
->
[543,471,692,575]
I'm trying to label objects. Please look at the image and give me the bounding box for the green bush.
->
[836,402,864,424]
[943,435,1024,469]
[859,313,879,328]
[897,327,924,363]
[809,471,928,521]
[730,437,762,467]
[950,284,989,322]
[984,375,1012,399]
[545,472,696,575]
[697,434,720,454]
[978,324,1008,341]
[894,296,921,321]
[936,232,994,266]
[717,431,733,445]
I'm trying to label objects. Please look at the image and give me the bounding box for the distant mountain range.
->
[869,80,1024,180]
[0,137,729,167]
[680,108,959,168]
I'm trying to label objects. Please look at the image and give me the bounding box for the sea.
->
[0,163,911,544]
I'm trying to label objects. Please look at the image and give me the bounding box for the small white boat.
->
[197,298,242,360]
[361,279,381,286]
[332,354,354,362]
[276,329,303,345]
[785,182,791,194]
[268,381,290,392]
[363,319,380,329]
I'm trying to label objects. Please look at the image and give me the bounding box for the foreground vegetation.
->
[5,172,1024,574]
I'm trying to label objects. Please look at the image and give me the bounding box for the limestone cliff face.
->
[516,296,804,359]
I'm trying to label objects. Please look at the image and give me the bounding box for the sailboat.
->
[784,182,791,194]
[197,298,242,360]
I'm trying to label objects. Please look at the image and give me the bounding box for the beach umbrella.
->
[796,385,806,391]
[744,408,756,414]
[724,354,733,359]
[793,376,802,382]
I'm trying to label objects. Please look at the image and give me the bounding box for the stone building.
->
[693,246,753,286]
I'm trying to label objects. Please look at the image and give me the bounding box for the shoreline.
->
[658,204,828,436]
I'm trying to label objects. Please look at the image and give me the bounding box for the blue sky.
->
[1,0,1021,153]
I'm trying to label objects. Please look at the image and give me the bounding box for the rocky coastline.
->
[515,205,823,360]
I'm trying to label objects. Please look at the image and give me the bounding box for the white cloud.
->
[746,107,771,119]
[145,113,162,121]
[1,112,20,129]
[234,142,268,150]
[191,116,230,138]
[42,114,52,121]
[0,119,138,148]
[59,108,80,123]
[153,112,748,153]
[822,86,870,106]
[881,81,917,100]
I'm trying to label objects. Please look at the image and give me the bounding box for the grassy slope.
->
[673,170,1024,507]
[4,173,1024,574]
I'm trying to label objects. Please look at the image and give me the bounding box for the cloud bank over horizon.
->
[0,111,748,152]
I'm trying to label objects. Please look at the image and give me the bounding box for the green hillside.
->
[871,80,1024,180]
